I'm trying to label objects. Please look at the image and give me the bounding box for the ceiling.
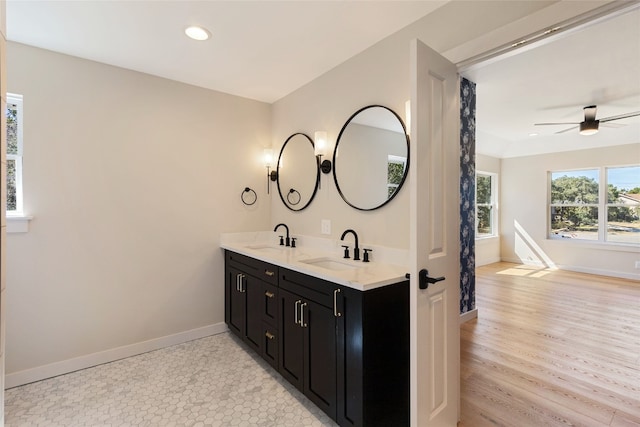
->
[6,1,640,159]
[464,5,640,158]
[6,0,445,103]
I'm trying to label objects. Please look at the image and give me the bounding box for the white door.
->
[409,39,461,426]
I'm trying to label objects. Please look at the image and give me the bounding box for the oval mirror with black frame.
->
[333,105,410,211]
[276,132,319,211]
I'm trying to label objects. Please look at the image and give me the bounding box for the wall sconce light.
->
[264,148,277,194]
[314,131,332,174]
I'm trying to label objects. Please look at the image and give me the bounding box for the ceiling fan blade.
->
[555,126,578,134]
[583,105,597,121]
[534,122,580,126]
[599,110,640,122]
[601,122,626,128]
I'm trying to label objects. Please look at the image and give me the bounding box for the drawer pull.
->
[265,291,275,298]
[265,331,275,340]
[300,302,308,328]
[333,289,342,317]
[236,274,245,292]
[294,300,301,325]
[265,270,275,277]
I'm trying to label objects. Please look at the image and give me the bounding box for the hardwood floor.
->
[459,262,640,427]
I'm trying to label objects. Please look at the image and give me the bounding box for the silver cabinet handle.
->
[300,302,308,328]
[333,289,342,317]
[294,300,301,325]
[264,269,275,277]
[265,291,275,298]
[265,331,275,340]
[239,274,246,293]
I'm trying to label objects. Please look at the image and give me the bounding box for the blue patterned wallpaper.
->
[460,78,476,314]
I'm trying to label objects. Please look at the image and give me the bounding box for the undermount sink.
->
[299,257,360,271]
[246,244,285,254]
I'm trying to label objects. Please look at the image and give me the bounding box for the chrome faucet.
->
[274,223,290,247]
[340,229,360,261]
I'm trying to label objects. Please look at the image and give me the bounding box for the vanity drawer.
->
[262,323,278,370]
[263,283,278,326]
[279,267,337,309]
[226,251,279,285]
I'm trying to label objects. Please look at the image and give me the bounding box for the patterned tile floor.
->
[5,332,338,426]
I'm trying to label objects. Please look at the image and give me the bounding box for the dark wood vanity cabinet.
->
[279,268,339,420]
[337,282,410,426]
[261,282,279,368]
[225,251,279,368]
[224,250,409,426]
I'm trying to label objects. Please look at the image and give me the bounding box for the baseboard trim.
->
[476,256,501,267]
[500,257,639,280]
[5,322,228,389]
[555,264,640,281]
[460,308,478,324]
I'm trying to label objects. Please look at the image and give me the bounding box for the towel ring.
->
[287,189,301,206]
[241,187,257,206]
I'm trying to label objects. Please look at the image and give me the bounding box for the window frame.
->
[475,171,498,239]
[6,93,24,216]
[605,165,640,245]
[548,165,640,246]
[387,154,407,197]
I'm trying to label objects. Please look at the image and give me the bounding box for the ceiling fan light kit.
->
[579,120,599,135]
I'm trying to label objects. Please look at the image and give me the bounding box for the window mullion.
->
[599,167,606,242]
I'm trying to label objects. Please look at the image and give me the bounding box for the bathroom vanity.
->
[222,236,409,427]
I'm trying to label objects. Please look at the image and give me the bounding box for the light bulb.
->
[263,148,274,167]
[185,26,211,41]
[314,131,328,157]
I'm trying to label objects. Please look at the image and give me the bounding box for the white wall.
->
[270,30,412,250]
[500,143,640,279]
[1,0,7,417]
[5,42,271,382]
[269,0,571,250]
[476,153,501,266]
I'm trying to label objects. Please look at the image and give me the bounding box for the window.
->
[476,172,497,237]
[387,155,406,197]
[549,166,639,245]
[6,93,24,215]
[550,169,599,240]
[606,166,640,244]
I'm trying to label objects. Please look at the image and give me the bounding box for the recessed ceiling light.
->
[529,133,538,137]
[185,26,211,41]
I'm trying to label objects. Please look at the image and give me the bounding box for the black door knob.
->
[418,269,445,290]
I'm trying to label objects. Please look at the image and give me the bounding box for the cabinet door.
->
[303,298,337,420]
[278,289,304,391]
[337,286,362,427]
[244,275,263,354]
[226,266,245,339]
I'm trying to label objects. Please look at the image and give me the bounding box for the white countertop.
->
[220,232,409,291]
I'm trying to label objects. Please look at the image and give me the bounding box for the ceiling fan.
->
[534,105,640,136]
